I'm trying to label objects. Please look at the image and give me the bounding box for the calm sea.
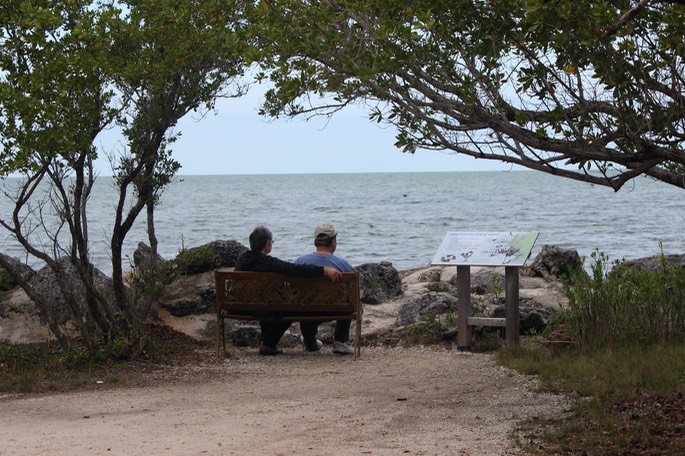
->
[1,171,683,274]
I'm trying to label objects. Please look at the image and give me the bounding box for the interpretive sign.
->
[431,231,539,267]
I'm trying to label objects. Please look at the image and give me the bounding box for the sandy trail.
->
[1,346,568,456]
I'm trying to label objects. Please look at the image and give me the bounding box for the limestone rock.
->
[230,325,262,347]
[356,261,403,304]
[0,253,36,290]
[625,254,685,272]
[529,244,581,279]
[491,302,555,335]
[455,268,505,295]
[173,240,247,275]
[157,271,215,317]
[132,242,166,268]
[0,257,113,343]
[0,286,47,343]
[30,258,114,324]
[395,292,458,327]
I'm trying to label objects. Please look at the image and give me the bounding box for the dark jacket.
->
[235,250,323,277]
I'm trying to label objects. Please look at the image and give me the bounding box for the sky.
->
[95,87,517,176]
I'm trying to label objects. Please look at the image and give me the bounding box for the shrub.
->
[403,309,457,345]
[563,250,685,349]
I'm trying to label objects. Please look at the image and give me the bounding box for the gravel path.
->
[0,345,569,456]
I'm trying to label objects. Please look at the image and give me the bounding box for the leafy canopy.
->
[252,0,685,190]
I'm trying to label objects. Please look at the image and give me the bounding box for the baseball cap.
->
[314,223,337,239]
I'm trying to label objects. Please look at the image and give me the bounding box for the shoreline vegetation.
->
[2,251,685,454]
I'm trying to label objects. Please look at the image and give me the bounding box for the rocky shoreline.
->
[1,241,583,347]
[4,238,683,348]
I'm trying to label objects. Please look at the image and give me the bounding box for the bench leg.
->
[216,316,226,359]
[216,316,220,358]
[354,313,362,359]
[222,318,227,358]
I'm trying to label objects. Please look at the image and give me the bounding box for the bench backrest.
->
[215,269,360,313]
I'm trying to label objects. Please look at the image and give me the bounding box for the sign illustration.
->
[431,232,539,267]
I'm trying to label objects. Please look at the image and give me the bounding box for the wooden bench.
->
[215,269,362,358]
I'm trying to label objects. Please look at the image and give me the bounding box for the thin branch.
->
[600,0,651,39]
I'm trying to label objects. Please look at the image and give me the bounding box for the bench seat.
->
[215,269,362,358]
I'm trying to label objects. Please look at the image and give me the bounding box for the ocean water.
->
[1,171,683,274]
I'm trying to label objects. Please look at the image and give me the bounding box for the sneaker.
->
[299,335,323,352]
[333,341,354,355]
[259,345,284,356]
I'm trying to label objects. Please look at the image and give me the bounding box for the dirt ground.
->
[0,344,569,456]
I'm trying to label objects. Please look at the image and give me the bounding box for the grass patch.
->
[0,324,210,394]
[0,343,123,394]
[499,340,685,455]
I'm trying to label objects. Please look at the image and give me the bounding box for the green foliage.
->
[562,250,685,349]
[499,249,685,452]
[404,310,456,345]
[173,245,214,275]
[252,0,685,191]
[473,276,503,315]
[470,296,487,317]
[1,0,123,349]
[367,278,381,291]
[426,281,449,292]
[0,0,252,351]
[0,0,118,177]
[135,265,175,297]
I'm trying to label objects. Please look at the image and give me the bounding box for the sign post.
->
[431,232,539,349]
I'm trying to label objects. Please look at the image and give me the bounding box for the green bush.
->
[173,245,214,275]
[403,310,457,344]
[426,281,449,292]
[563,250,685,349]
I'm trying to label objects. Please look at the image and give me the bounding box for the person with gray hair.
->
[295,223,356,355]
[235,225,342,356]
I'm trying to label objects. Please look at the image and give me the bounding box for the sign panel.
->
[431,231,539,267]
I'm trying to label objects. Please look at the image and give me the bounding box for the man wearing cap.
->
[294,223,356,355]
[235,225,342,356]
